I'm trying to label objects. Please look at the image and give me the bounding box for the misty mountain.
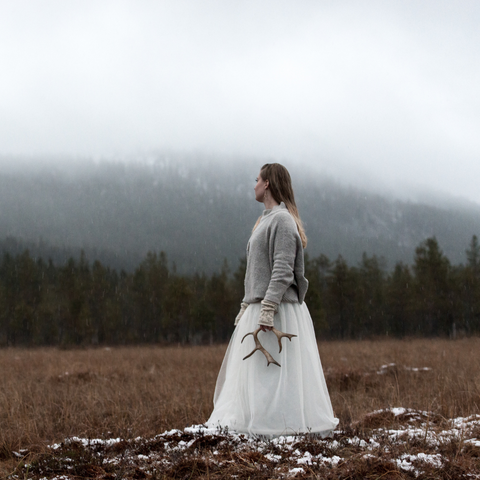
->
[1,154,479,273]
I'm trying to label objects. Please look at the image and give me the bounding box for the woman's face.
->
[254,171,267,203]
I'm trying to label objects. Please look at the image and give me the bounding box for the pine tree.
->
[205,259,236,342]
[355,253,386,336]
[326,255,357,339]
[163,276,193,344]
[386,262,413,336]
[462,235,480,333]
[413,237,452,336]
[304,253,329,335]
[466,235,480,275]
[132,251,170,342]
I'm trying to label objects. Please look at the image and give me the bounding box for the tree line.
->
[1,235,479,346]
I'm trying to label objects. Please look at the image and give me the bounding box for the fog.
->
[1,1,480,203]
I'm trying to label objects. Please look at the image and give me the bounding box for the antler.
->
[241,327,297,367]
[271,327,297,353]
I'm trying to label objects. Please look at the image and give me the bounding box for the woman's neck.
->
[264,197,280,210]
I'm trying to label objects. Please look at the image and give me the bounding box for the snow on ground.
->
[12,408,480,479]
[376,362,432,375]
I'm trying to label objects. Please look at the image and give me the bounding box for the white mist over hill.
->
[1,1,480,205]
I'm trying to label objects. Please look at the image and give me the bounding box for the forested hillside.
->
[1,155,480,345]
[1,154,480,273]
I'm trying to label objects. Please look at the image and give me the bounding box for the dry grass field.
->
[1,338,480,478]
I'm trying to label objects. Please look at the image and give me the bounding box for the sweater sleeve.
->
[263,214,297,305]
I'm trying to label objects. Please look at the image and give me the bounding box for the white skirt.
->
[207,302,339,438]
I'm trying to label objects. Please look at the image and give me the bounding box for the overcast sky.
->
[1,1,480,203]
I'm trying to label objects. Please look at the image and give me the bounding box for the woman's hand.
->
[258,300,277,331]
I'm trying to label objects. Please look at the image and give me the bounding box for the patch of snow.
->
[415,452,443,467]
[380,363,396,369]
[39,477,71,480]
[288,467,305,476]
[265,453,282,462]
[377,364,432,374]
[184,424,217,435]
[395,457,416,472]
[49,436,123,450]
[323,455,341,465]
[465,439,480,447]
[396,452,443,473]
[296,451,313,465]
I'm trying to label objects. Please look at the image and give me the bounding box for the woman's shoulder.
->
[269,208,298,232]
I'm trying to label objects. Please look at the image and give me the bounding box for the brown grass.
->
[1,338,480,477]
[321,337,480,425]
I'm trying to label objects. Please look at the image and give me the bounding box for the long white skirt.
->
[206,302,339,438]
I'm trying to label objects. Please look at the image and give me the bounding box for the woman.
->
[207,163,338,438]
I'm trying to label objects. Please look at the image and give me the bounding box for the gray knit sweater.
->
[242,203,309,305]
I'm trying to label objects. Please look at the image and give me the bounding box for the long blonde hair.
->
[253,163,308,248]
